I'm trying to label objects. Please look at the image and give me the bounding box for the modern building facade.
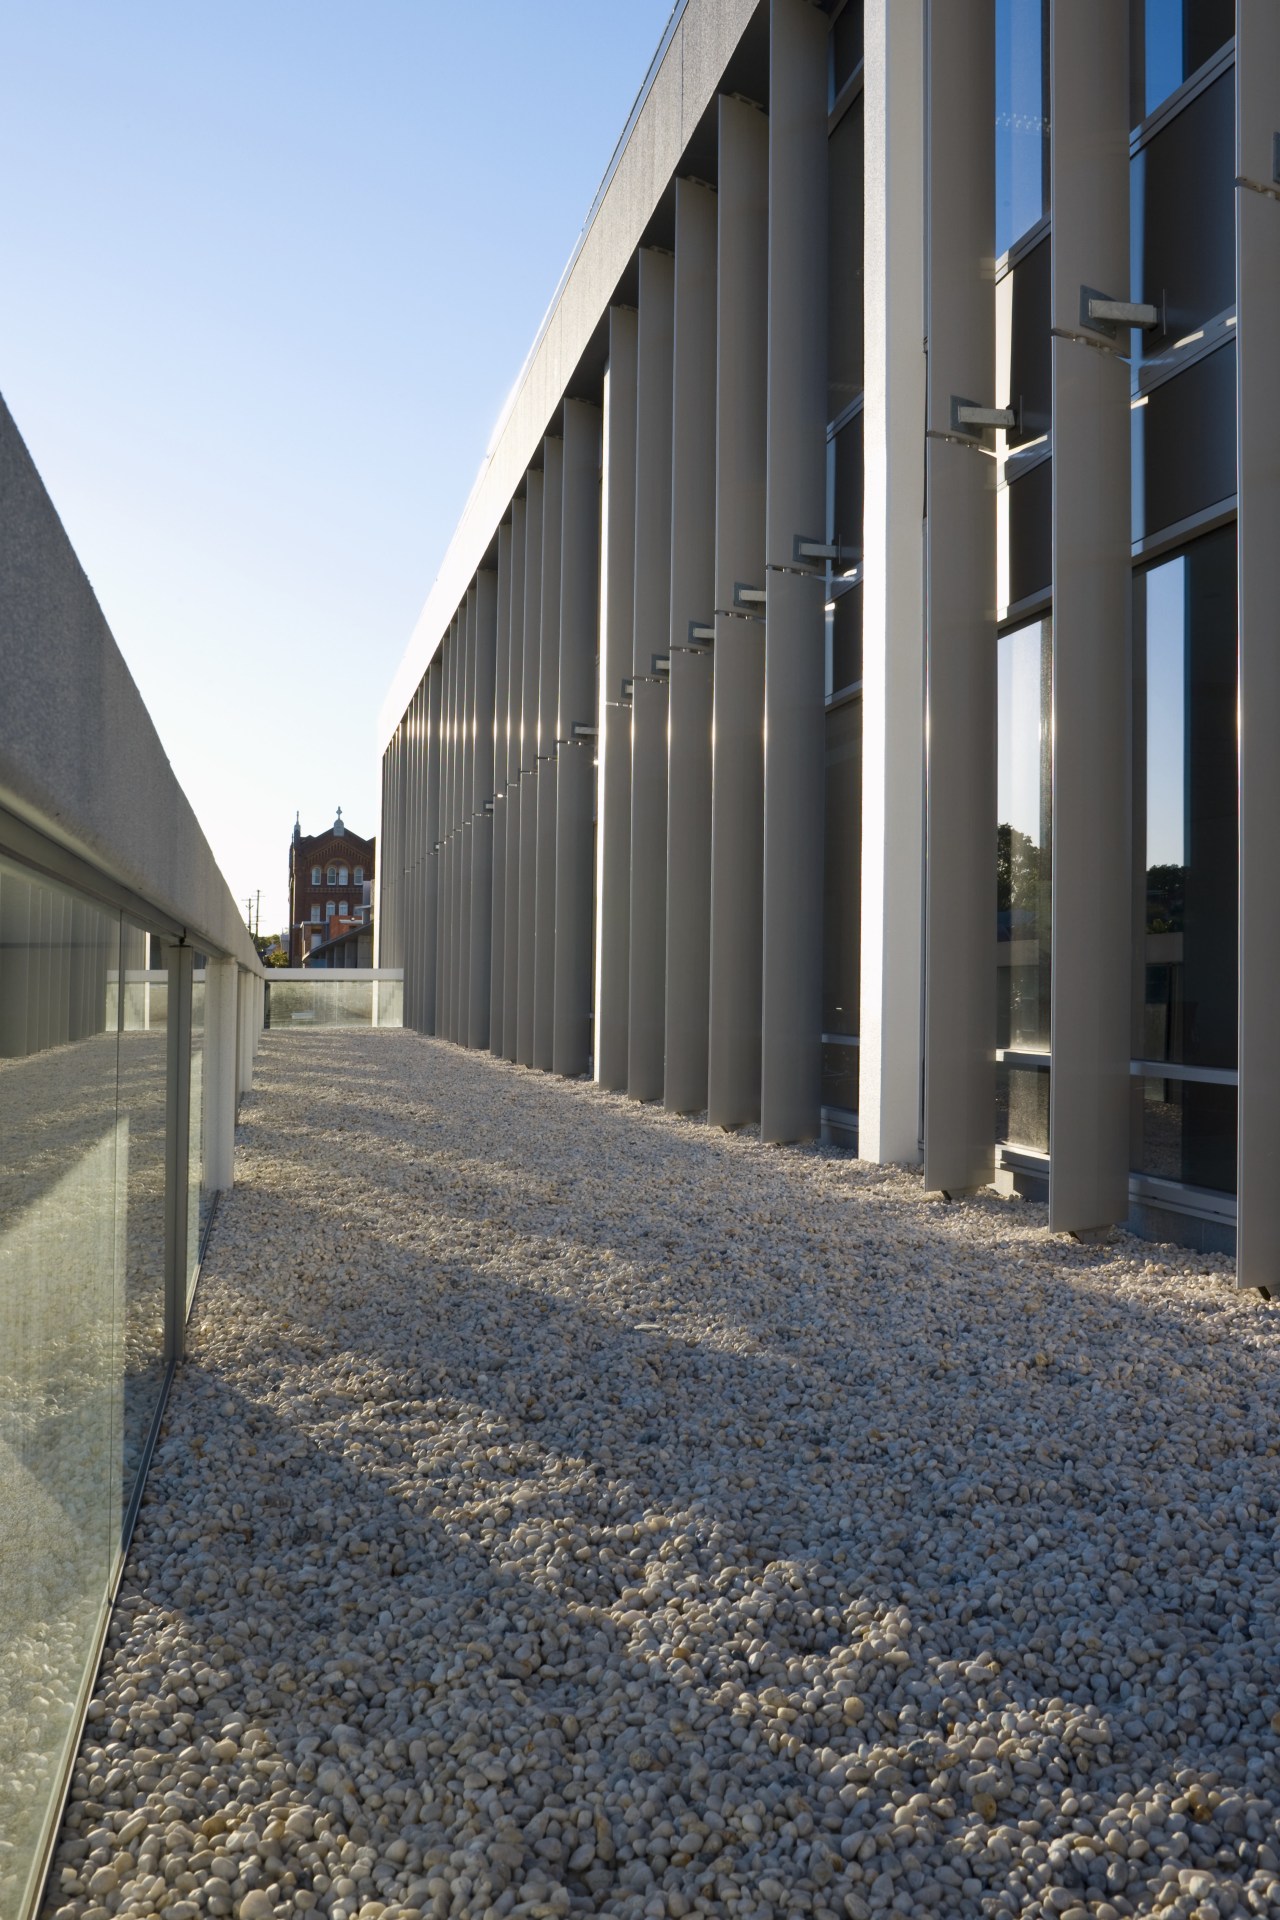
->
[0,392,264,1917]
[287,809,375,964]
[377,0,1279,1286]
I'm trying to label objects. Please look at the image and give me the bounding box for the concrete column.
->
[1048,0,1131,1233]
[423,660,442,1034]
[554,397,602,1078]
[665,179,717,1117]
[503,496,527,1061]
[469,567,498,1050]
[708,95,769,1130]
[629,249,675,1103]
[1235,0,1280,1290]
[761,0,829,1145]
[490,522,513,1056]
[921,0,997,1194]
[534,436,564,1069]
[202,955,238,1192]
[517,470,544,1066]
[860,0,926,1165]
[457,585,477,1045]
[595,308,639,1090]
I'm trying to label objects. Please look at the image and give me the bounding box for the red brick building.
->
[288,809,376,965]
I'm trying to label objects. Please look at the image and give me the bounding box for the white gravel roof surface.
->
[45,1031,1280,1920]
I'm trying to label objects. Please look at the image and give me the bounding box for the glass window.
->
[0,857,123,1914]
[829,410,863,564]
[828,92,864,421]
[1135,525,1238,1078]
[326,900,336,918]
[311,904,321,924]
[831,0,863,99]
[996,1062,1050,1153]
[823,699,861,1115]
[1006,457,1052,609]
[1004,235,1050,450]
[355,866,364,884]
[1133,342,1236,540]
[1131,1076,1236,1193]
[997,617,1052,1059]
[327,864,337,885]
[311,933,321,951]
[995,0,1049,258]
[339,866,349,886]
[1133,0,1234,124]
[188,964,207,1304]
[339,900,349,917]
[311,865,321,885]
[827,587,862,700]
[1131,70,1235,369]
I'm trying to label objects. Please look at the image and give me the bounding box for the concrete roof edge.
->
[377,0,760,752]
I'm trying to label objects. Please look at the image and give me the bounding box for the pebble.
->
[38,1031,1280,1920]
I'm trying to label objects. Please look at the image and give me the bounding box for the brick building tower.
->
[288,808,376,965]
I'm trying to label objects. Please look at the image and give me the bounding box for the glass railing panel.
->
[264,969,404,1030]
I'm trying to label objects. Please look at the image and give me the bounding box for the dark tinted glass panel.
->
[1133,343,1236,539]
[996,0,1049,256]
[830,410,863,560]
[1131,71,1235,367]
[832,1,863,97]
[1007,457,1052,607]
[1134,0,1234,123]
[822,1041,859,1116]
[828,584,862,697]
[996,1064,1050,1152]
[1136,525,1238,1072]
[997,620,1052,1050]
[1131,1076,1237,1192]
[828,94,864,419]
[1006,236,1050,448]
[823,698,861,1039]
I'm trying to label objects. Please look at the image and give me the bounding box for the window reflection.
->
[1133,0,1234,124]
[997,618,1052,1057]
[1135,525,1237,1080]
[1131,70,1235,370]
[995,0,1049,258]
[827,92,864,421]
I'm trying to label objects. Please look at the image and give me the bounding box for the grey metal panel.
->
[860,0,927,1166]
[535,438,564,1070]
[469,567,498,1051]
[435,619,455,1036]
[708,94,769,1130]
[503,496,526,1061]
[1235,0,1280,1290]
[629,249,676,1104]
[1048,0,1132,1232]
[596,309,639,1090]
[490,522,512,1056]
[554,398,602,1079]
[457,585,476,1046]
[761,0,828,1146]
[423,662,442,1034]
[921,0,997,1193]
[517,471,544,1067]
[665,178,718,1116]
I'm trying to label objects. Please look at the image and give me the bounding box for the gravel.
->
[43,1029,1280,1920]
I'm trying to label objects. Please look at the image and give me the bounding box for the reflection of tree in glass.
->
[997,821,1040,931]
[1147,863,1185,935]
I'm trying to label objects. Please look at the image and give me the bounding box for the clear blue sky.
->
[0,1,672,940]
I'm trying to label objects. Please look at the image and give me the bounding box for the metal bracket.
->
[620,677,634,703]
[483,801,494,815]
[951,396,1018,434]
[651,653,670,676]
[733,582,766,610]
[793,534,860,567]
[1082,285,1161,337]
[570,722,597,741]
[687,621,714,645]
